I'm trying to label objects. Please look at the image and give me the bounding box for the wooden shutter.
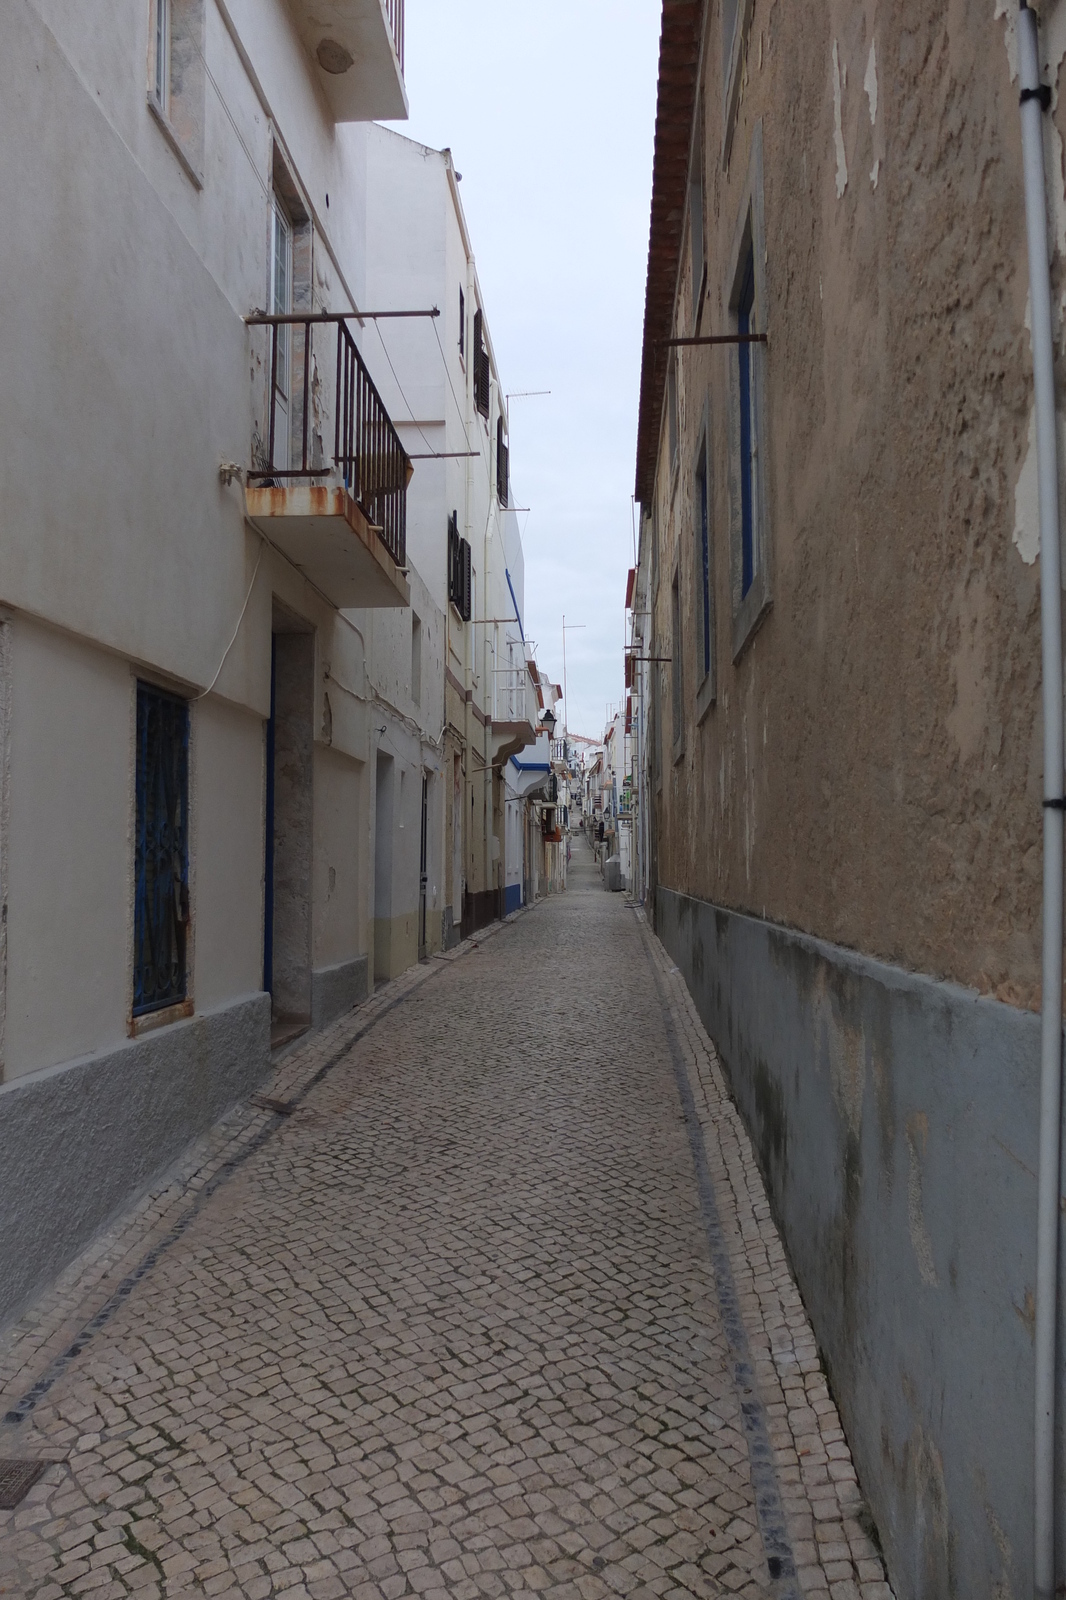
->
[447,510,461,608]
[496,416,509,506]
[473,308,490,417]
[461,538,472,621]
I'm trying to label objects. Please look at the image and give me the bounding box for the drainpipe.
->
[1018,8,1066,1595]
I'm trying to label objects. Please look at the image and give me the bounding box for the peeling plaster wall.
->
[652,0,1055,1012]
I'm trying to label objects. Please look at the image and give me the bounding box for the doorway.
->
[264,605,314,1048]
[374,751,395,983]
[418,771,429,960]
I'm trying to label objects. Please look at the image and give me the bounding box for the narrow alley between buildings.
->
[0,843,889,1600]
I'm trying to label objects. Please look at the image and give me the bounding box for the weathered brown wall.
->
[652,0,1052,1007]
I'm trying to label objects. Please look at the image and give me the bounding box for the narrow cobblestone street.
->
[0,841,891,1600]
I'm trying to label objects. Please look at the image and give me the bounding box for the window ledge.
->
[672,735,686,767]
[695,672,716,726]
[147,94,203,190]
[129,996,195,1038]
[731,583,771,664]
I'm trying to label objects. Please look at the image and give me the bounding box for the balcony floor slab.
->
[246,484,410,609]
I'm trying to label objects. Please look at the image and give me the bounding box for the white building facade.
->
[0,0,535,1331]
[362,126,540,943]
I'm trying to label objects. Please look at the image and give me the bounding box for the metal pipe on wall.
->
[1017,8,1066,1595]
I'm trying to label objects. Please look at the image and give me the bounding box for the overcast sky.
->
[384,0,662,741]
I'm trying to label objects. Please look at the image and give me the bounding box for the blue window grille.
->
[737,249,756,598]
[697,447,711,678]
[134,683,190,1016]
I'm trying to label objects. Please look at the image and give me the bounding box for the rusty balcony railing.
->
[247,312,409,570]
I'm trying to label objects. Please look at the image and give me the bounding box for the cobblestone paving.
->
[0,840,893,1600]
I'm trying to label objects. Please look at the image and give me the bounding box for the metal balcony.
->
[285,0,407,122]
[246,314,411,608]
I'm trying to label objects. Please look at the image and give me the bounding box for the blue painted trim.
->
[504,882,522,915]
[510,758,550,772]
[504,568,525,641]
[738,250,756,599]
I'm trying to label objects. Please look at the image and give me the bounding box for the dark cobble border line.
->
[638,916,802,1600]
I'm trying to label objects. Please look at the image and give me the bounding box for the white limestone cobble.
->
[0,846,892,1600]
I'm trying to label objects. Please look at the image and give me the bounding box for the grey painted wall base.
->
[311,956,368,1031]
[656,886,1064,1600]
[0,991,269,1332]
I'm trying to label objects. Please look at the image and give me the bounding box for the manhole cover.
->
[0,1460,48,1509]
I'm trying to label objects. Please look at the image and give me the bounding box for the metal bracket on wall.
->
[655,333,767,346]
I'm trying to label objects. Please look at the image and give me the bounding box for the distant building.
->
[361,126,539,950]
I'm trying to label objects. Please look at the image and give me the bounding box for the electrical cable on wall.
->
[373,321,438,457]
[193,536,265,701]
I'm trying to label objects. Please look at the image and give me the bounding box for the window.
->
[473,308,490,418]
[268,188,294,473]
[667,357,679,470]
[448,511,472,621]
[271,191,292,402]
[651,506,659,594]
[652,668,663,794]
[411,613,422,707]
[737,248,757,599]
[722,0,741,79]
[671,569,683,753]
[458,287,465,361]
[722,0,754,164]
[727,124,771,660]
[690,99,706,326]
[154,0,170,111]
[496,416,509,506]
[694,439,716,716]
[134,683,190,1017]
[148,0,205,185]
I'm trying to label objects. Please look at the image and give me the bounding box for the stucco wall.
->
[4,618,133,1080]
[657,886,1058,1600]
[650,0,1049,1004]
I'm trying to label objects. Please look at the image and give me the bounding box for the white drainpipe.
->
[1018,8,1066,1595]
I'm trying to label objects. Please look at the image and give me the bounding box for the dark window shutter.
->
[447,510,461,608]
[134,682,190,1017]
[447,511,472,622]
[461,538,472,621]
[496,416,509,506]
[473,308,490,417]
[458,287,465,357]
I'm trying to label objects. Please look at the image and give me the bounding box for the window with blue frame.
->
[134,683,190,1016]
[737,246,757,599]
[696,444,712,682]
